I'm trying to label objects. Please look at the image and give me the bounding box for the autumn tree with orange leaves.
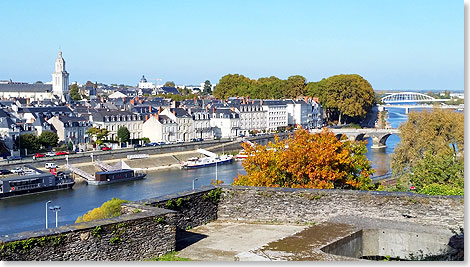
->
[233,128,374,190]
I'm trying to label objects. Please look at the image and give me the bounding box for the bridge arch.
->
[381,92,437,103]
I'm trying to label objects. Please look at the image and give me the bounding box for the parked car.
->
[101,146,112,151]
[7,155,22,161]
[23,169,38,175]
[33,153,45,159]
[55,151,69,156]
[45,152,56,157]
[45,163,58,169]
[11,167,24,174]
[0,169,12,175]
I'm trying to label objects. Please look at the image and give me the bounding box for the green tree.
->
[164,81,176,87]
[320,74,375,124]
[70,84,81,101]
[67,140,74,151]
[18,133,40,153]
[285,75,306,98]
[38,131,59,148]
[391,108,464,195]
[257,76,285,99]
[35,81,43,84]
[203,80,212,95]
[117,126,130,144]
[86,127,108,145]
[75,198,128,223]
[213,74,254,99]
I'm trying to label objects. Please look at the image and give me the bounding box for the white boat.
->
[235,150,250,160]
[181,149,234,169]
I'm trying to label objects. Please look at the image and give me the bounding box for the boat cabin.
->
[95,169,135,182]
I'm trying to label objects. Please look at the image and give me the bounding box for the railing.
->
[94,159,115,171]
[64,164,94,181]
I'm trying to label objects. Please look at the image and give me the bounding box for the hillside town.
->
[0,51,324,159]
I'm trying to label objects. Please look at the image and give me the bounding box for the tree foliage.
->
[17,133,41,153]
[285,75,306,99]
[117,126,130,143]
[203,80,212,95]
[69,84,81,101]
[313,74,375,124]
[233,128,374,190]
[163,81,176,87]
[86,127,108,145]
[391,108,464,195]
[38,131,59,148]
[75,198,128,223]
[213,73,374,124]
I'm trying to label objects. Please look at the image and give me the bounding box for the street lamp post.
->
[192,178,198,190]
[215,161,218,182]
[49,206,61,228]
[45,200,52,229]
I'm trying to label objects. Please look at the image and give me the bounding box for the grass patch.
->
[149,251,191,261]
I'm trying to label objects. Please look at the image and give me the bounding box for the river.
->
[0,108,408,236]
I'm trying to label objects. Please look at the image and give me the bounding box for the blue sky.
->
[0,0,463,90]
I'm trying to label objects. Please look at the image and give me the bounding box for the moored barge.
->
[87,169,146,185]
[0,172,75,199]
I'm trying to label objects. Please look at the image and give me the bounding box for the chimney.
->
[173,110,176,115]
[149,106,152,113]
[158,106,162,114]
[230,107,235,112]
[145,114,149,121]
[130,99,135,105]
[212,107,216,113]
[304,96,308,103]
[156,114,159,121]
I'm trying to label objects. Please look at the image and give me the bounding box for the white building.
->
[160,108,194,142]
[142,114,177,143]
[231,103,267,135]
[90,110,144,140]
[209,108,240,138]
[188,108,213,140]
[261,100,288,130]
[138,75,155,89]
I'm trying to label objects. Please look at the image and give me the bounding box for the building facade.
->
[142,114,177,143]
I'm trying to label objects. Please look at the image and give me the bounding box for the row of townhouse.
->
[0,96,324,156]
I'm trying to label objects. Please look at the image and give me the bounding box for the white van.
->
[45,163,58,169]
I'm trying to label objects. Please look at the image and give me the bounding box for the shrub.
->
[75,198,128,223]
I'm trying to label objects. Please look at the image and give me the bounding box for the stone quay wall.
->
[0,185,463,261]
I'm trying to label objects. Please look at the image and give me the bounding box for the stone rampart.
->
[0,185,463,261]
[217,186,464,231]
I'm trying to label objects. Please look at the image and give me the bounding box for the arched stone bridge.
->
[309,128,400,149]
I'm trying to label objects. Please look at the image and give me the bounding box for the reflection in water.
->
[0,108,408,236]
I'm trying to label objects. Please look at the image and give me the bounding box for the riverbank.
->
[62,146,241,182]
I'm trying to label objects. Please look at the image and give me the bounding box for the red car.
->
[33,153,45,158]
[55,151,69,156]
[101,146,112,151]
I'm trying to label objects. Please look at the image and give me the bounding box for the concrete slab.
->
[176,221,307,261]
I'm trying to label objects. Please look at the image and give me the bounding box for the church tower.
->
[52,50,69,102]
